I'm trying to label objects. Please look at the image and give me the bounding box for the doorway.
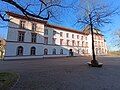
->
[69,49,73,56]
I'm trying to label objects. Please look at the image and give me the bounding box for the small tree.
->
[74,0,118,65]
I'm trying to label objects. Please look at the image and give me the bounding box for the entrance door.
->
[69,49,73,56]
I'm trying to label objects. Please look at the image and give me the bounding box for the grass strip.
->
[0,72,18,90]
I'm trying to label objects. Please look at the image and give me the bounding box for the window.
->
[101,36,103,40]
[60,49,63,54]
[18,31,25,42]
[98,36,100,40]
[86,42,88,47]
[44,29,48,35]
[60,39,63,45]
[32,23,36,31]
[98,41,100,46]
[78,49,80,54]
[31,33,37,43]
[72,34,74,38]
[81,36,83,40]
[72,40,75,46]
[60,32,63,37]
[17,46,23,55]
[82,49,85,54]
[67,40,69,46]
[53,30,56,35]
[94,35,96,39]
[20,21,25,29]
[52,38,56,44]
[102,48,104,53]
[96,48,98,54]
[99,48,101,54]
[30,47,36,55]
[101,42,103,47]
[44,48,48,55]
[66,33,69,38]
[77,41,79,46]
[77,35,79,39]
[82,41,84,46]
[94,41,97,46]
[44,37,48,44]
[53,48,56,55]
[86,49,88,54]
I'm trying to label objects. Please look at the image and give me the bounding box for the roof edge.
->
[6,12,47,24]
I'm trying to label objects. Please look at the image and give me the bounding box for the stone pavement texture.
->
[0,56,120,90]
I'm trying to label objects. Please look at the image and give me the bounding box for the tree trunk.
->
[89,14,98,65]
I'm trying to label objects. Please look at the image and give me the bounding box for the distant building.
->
[0,39,6,59]
[4,12,107,60]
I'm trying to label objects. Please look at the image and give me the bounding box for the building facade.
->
[4,12,107,60]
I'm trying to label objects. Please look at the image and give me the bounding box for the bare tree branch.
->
[0,13,9,21]
[0,0,69,22]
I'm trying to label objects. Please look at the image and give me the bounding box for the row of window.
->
[44,48,63,55]
[18,31,88,46]
[44,37,88,47]
[20,21,103,41]
[94,41,105,47]
[95,48,106,54]
[94,35,104,40]
[44,29,87,40]
[17,46,64,56]
[20,21,36,31]
[17,46,36,55]
[18,31,37,43]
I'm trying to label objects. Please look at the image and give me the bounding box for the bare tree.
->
[0,0,68,21]
[74,0,119,66]
[112,29,120,48]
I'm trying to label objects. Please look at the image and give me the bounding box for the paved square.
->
[0,56,120,90]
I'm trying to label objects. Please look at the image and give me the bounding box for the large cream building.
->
[4,12,107,60]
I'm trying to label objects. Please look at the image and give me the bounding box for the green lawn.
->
[0,72,18,90]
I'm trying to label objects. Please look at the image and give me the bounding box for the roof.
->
[83,26,101,32]
[6,12,88,35]
[45,23,88,35]
[6,12,47,24]
[83,26,104,36]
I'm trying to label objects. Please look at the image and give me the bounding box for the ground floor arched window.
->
[82,49,85,54]
[17,46,23,55]
[53,48,56,55]
[44,48,48,55]
[31,47,36,55]
[69,49,73,56]
[60,49,63,54]
[102,48,104,53]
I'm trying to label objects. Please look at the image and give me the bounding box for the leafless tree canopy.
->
[112,29,120,48]
[0,0,67,21]
[74,0,119,28]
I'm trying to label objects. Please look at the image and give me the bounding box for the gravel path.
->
[0,56,120,90]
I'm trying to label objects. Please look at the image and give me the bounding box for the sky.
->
[0,0,120,51]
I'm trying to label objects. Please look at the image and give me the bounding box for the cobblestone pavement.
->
[0,56,120,90]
